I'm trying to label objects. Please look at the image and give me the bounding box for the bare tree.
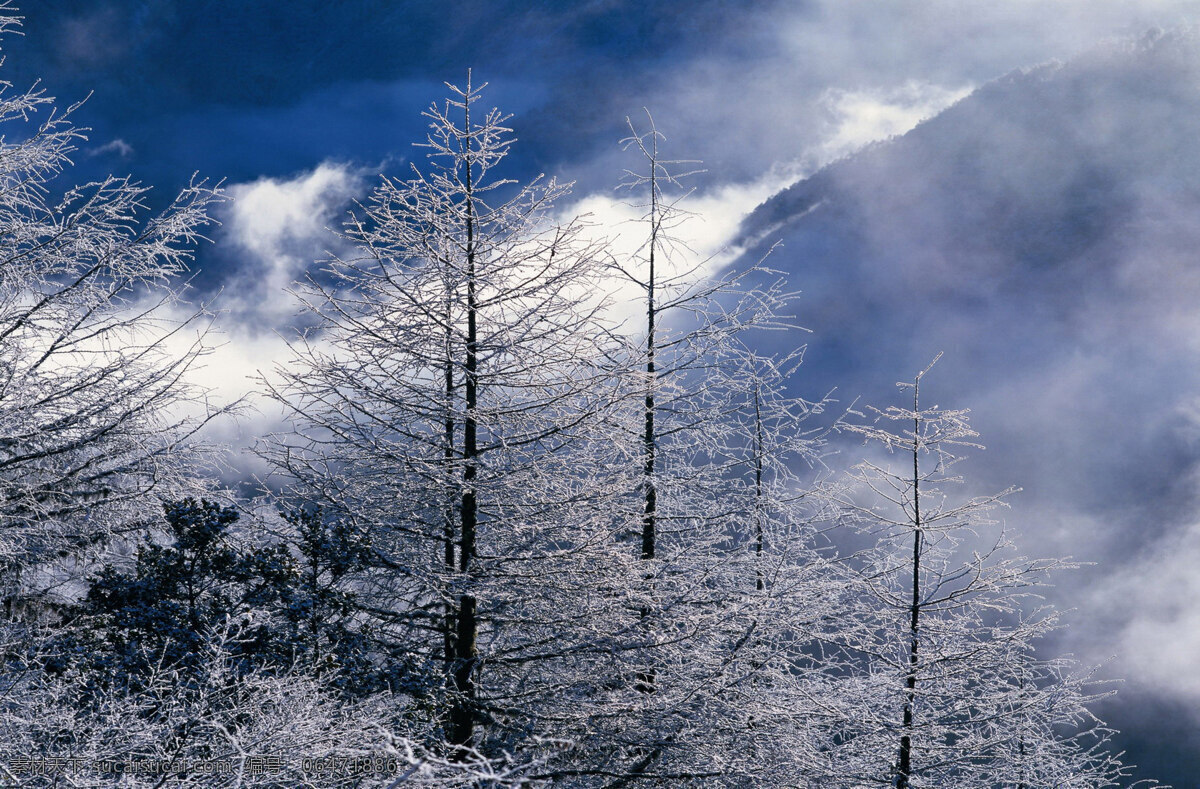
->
[575,114,845,786]
[0,12,226,611]
[262,76,636,765]
[818,358,1147,788]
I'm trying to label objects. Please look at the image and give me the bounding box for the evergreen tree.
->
[274,507,382,696]
[60,499,295,693]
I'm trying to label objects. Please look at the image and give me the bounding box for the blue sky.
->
[11,2,1200,784]
[7,1,779,201]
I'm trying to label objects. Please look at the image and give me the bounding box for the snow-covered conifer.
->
[0,11,224,615]
[818,358,1145,788]
[262,75,638,765]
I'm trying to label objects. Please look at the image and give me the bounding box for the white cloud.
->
[559,162,806,329]
[226,162,359,258]
[1099,521,1200,706]
[817,81,973,161]
[205,158,800,464]
[140,162,372,471]
[221,161,364,329]
[89,138,134,159]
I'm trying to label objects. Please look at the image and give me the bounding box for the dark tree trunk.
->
[442,295,457,679]
[449,87,479,755]
[754,384,765,592]
[635,136,658,696]
[897,380,923,789]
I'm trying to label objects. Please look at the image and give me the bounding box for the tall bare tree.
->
[263,76,635,763]
[0,12,225,612]
[579,114,844,786]
[818,359,1144,788]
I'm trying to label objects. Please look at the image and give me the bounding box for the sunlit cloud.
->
[220,161,365,331]
[817,81,973,162]
[558,163,806,329]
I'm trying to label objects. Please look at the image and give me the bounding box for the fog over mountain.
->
[10,1,1200,781]
[729,29,1200,785]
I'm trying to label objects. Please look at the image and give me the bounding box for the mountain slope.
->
[733,29,1200,787]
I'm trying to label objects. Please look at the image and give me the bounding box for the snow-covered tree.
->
[0,11,225,608]
[569,114,844,786]
[818,358,1144,788]
[262,76,638,765]
[270,505,384,695]
[3,499,544,787]
[2,618,543,788]
[54,499,312,697]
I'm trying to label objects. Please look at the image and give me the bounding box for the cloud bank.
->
[723,30,1200,782]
